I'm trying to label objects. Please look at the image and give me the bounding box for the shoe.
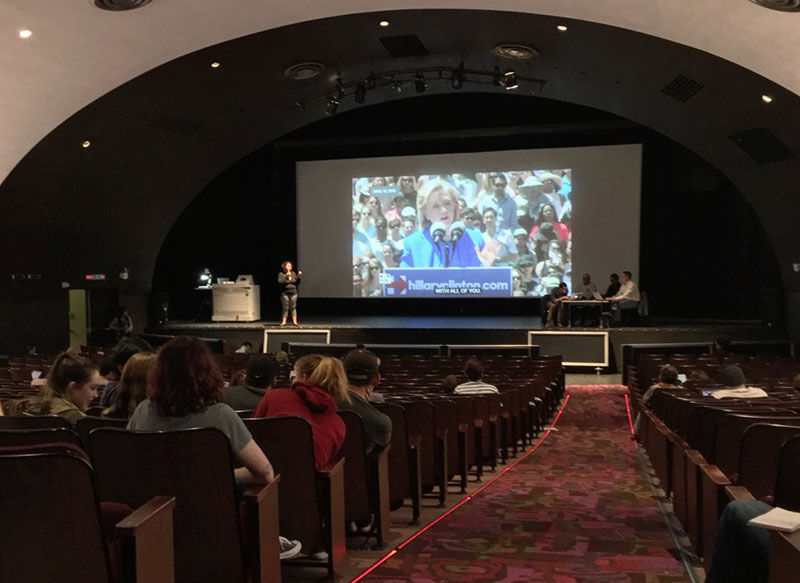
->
[279,536,302,560]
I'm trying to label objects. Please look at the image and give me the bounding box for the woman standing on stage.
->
[278,261,302,327]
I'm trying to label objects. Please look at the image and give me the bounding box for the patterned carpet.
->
[358,385,689,583]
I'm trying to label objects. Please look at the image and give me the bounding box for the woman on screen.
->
[362,258,384,297]
[278,260,302,327]
[400,179,484,268]
[529,203,569,242]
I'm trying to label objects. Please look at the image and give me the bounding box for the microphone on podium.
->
[450,221,466,243]
[431,222,446,243]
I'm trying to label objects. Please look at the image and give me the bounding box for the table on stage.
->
[561,299,610,328]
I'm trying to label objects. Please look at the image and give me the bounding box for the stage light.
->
[18,29,32,39]
[82,140,91,148]
[325,96,339,115]
[355,82,367,104]
[210,61,220,68]
[492,66,502,87]
[452,61,466,89]
[762,94,774,103]
[557,24,568,32]
[414,74,427,93]
[504,69,519,90]
[379,20,390,27]
[197,268,213,289]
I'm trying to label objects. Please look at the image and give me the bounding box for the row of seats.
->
[628,359,800,581]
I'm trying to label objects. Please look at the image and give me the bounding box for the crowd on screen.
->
[352,171,573,297]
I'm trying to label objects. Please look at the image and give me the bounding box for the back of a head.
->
[245,354,276,389]
[150,336,224,416]
[463,358,485,382]
[658,364,680,385]
[116,352,157,416]
[47,352,96,397]
[294,354,323,381]
[720,365,747,388]
[442,374,459,391]
[308,357,351,404]
[343,349,380,387]
[112,337,152,373]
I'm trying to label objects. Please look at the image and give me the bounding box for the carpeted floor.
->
[358,385,690,583]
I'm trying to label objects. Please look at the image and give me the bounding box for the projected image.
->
[351,171,572,298]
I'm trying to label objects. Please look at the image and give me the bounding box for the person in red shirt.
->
[252,354,349,470]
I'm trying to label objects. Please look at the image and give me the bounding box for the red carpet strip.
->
[356,385,688,583]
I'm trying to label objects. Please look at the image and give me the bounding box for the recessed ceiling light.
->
[762,94,774,103]
[379,20,390,27]
[210,61,220,68]
[557,25,568,32]
[18,29,32,39]
[82,140,91,148]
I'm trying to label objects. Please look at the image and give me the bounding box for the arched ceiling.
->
[2,2,800,294]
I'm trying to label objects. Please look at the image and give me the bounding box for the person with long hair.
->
[103,352,156,419]
[127,336,275,485]
[529,202,569,242]
[6,352,104,426]
[400,179,484,267]
[278,260,302,327]
[362,258,384,297]
[252,354,349,470]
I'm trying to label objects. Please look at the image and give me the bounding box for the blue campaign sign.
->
[381,267,513,298]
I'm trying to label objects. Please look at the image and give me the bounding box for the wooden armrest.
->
[700,464,731,486]
[474,419,484,428]
[116,496,175,535]
[435,428,448,439]
[686,449,706,466]
[318,457,345,477]
[771,529,800,583]
[242,477,280,583]
[367,443,391,462]
[457,423,469,432]
[116,496,176,583]
[241,474,280,504]
[725,485,755,501]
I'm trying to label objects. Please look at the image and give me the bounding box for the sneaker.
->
[279,536,302,560]
[312,550,329,561]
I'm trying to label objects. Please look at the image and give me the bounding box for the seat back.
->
[738,423,800,500]
[74,416,127,452]
[775,435,800,511]
[91,427,246,583]
[0,428,81,448]
[395,400,437,489]
[0,415,72,430]
[715,414,800,477]
[337,410,372,523]
[243,417,324,551]
[374,403,411,509]
[0,448,111,583]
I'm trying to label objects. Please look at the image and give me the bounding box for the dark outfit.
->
[252,382,345,470]
[337,391,392,454]
[278,271,300,320]
[604,281,621,298]
[223,385,268,411]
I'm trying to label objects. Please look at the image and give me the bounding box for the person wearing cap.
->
[338,349,392,454]
[711,365,768,399]
[400,179,484,268]
[513,228,531,258]
[537,172,568,220]
[478,172,519,232]
[223,354,277,411]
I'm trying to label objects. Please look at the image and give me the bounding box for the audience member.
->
[479,172,519,231]
[235,341,254,354]
[705,498,771,583]
[229,369,247,388]
[126,336,302,559]
[108,306,134,341]
[224,354,276,411]
[633,364,683,433]
[99,337,153,407]
[103,352,156,419]
[98,356,117,380]
[252,354,348,470]
[712,365,768,399]
[442,374,459,392]
[338,349,392,454]
[454,359,499,394]
[6,352,104,426]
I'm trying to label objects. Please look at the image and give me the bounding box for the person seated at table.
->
[608,270,640,326]
[570,273,600,326]
[544,282,569,327]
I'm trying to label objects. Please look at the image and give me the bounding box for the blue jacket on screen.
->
[400,227,484,268]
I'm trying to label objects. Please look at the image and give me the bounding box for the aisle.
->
[358,385,689,583]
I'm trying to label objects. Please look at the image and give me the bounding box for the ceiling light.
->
[414,74,427,94]
[557,25,568,32]
[82,140,91,148]
[210,61,220,68]
[379,20,390,27]
[283,62,325,80]
[18,30,32,39]
[492,44,539,60]
[762,94,774,103]
[504,69,519,90]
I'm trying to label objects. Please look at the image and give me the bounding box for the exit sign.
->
[85,274,106,281]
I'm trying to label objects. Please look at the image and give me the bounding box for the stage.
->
[150,316,788,372]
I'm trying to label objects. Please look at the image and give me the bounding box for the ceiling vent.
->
[492,44,539,60]
[283,62,325,80]
[379,35,430,58]
[748,0,800,11]
[661,75,705,102]
[149,114,201,137]
[94,0,152,10]
[729,128,795,164]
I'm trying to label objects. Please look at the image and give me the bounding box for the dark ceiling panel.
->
[661,75,704,102]
[379,34,430,58]
[148,114,202,137]
[729,128,795,164]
